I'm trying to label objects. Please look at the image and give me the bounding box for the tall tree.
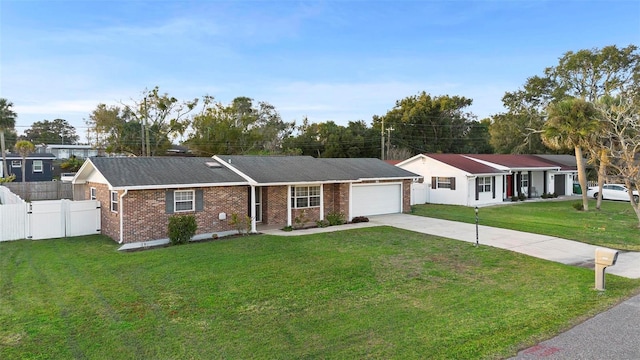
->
[489,112,547,154]
[23,118,79,145]
[492,45,640,155]
[124,87,198,156]
[187,96,294,156]
[282,117,323,157]
[283,119,379,158]
[596,95,640,227]
[465,118,493,154]
[0,98,18,178]
[14,140,35,183]
[86,104,140,155]
[372,92,480,155]
[542,98,600,211]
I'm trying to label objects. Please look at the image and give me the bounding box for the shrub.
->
[168,215,197,245]
[326,211,345,226]
[316,219,330,228]
[518,193,527,201]
[351,216,369,223]
[511,195,519,202]
[572,202,584,211]
[230,213,252,235]
[293,210,309,229]
[282,225,293,232]
[0,174,16,183]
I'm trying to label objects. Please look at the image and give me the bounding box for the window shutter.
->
[431,177,436,189]
[492,177,496,199]
[165,190,174,214]
[475,179,479,200]
[195,189,204,211]
[450,177,456,190]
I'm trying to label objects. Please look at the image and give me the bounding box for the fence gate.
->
[26,200,101,240]
[411,182,429,205]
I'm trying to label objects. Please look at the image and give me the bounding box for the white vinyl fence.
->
[0,195,101,241]
[411,182,429,205]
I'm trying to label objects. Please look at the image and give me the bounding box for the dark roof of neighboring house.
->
[426,154,506,175]
[3,153,56,159]
[531,154,579,171]
[466,154,561,169]
[87,157,247,187]
[215,155,419,184]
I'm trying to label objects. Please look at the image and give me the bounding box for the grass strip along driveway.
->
[2,228,639,359]
[412,200,640,251]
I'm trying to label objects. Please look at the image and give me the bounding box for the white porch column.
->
[250,185,257,233]
[319,184,324,220]
[287,185,292,227]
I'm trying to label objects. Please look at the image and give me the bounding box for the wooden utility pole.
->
[381,117,385,160]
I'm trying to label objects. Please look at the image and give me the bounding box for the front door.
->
[506,175,513,197]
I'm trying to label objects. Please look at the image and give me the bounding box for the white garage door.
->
[352,183,402,217]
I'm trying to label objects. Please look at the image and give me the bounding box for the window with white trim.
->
[90,187,97,200]
[478,177,491,192]
[174,190,195,212]
[110,191,118,212]
[520,174,529,189]
[291,185,321,208]
[11,160,21,168]
[32,160,43,173]
[436,177,451,189]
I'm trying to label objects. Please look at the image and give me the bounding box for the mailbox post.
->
[594,248,619,291]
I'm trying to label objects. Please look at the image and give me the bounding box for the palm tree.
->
[14,140,35,183]
[542,98,600,211]
[0,98,17,178]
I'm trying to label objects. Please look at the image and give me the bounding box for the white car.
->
[587,184,639,203]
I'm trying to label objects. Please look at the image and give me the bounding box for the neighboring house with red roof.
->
[396,154,579,206]
[72,155,420,244]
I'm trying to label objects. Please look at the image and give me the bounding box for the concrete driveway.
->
[263,213,640,279]
[368,213,640,279]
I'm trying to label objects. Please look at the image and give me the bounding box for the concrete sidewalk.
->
[263,213,640,279]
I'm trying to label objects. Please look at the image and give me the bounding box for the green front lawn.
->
[2,229,639,359]
[412,200,640,251]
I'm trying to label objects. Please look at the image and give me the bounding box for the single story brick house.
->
[72,155,420,244]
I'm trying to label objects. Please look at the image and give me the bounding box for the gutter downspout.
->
[118,189,128,244]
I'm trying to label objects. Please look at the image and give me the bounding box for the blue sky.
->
[1,0,639,140]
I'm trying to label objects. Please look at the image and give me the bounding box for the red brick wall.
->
[89,179,411,243]
[88,184,249,244]
[402,179,412,213]
[263,186,288,225]
[85,182,120,242]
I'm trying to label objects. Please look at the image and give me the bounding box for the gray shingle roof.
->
[89,157,247,187]
[215,155,419,183]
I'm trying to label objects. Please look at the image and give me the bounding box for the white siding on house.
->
[398,155,504,207]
